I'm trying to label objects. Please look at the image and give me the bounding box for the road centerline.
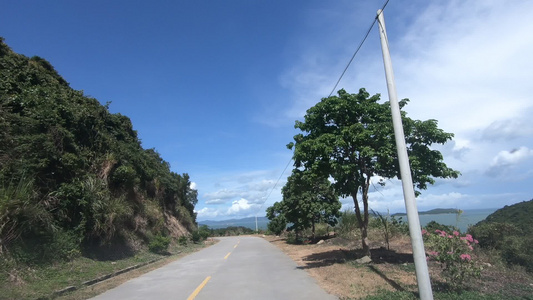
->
[224,252,232,259]
[186,276,211,300]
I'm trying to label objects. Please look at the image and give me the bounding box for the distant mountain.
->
[199,217,269,230]
[392,208,461,217]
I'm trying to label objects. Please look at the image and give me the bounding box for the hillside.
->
[0,37,196,259]
[479,199,533,227]
[468,199,533,272]
[199,216,269,230]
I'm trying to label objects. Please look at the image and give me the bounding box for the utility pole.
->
[255,214,258,233]
[377,9,434,300]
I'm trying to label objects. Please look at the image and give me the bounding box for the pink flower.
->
[453,231,460,236]
[468,245,474,251]
[448,235,453,238]
[465,234,474,243]
[428,251,439,257]
[460,236,471,244]
[422,229,427,235]
[474,239,479,244]
[460,254,471,261]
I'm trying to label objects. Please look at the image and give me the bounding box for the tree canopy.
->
[267,169,340,240]
[288,88,459,253]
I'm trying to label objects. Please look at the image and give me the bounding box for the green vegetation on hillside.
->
[479,200,533,227]
[207,226,255,236]
[0,37,197,263]
[468,199,533,272]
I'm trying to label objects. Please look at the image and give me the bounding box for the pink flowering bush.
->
[423,229,481,288]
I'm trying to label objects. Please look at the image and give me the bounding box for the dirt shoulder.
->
[265,235,418,299]
[265,234,533,299]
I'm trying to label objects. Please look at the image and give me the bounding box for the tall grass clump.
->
[0,177,52,253]
[336,209,360,238]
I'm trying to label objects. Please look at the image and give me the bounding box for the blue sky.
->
[2,0,533,221]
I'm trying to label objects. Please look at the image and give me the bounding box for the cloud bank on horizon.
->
[195,0,533,220]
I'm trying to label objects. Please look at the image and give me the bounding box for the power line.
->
[256,157,293,213]
[328,0,391,97]
[257,0,392,217]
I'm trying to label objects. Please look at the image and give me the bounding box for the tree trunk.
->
[361,224,370,256]
[361,176,371,256]
[351,190,370,257]
[351,175,372,257]
[312,220,315,241]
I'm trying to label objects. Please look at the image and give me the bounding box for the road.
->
[90,236,337,300]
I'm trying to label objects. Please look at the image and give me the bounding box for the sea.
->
[396,208,497,233]
[201,208,497,233]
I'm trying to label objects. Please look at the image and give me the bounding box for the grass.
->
[0,241,211,300]
[361,289,533,300]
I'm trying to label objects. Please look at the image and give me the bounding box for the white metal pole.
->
[377,9,434,300]
[255,215,258,233]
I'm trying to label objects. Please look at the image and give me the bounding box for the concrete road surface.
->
[90,236,337,300]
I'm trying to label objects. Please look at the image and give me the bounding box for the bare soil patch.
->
[266,235,533,299]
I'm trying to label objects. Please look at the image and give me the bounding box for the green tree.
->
[289,88,459,255]
[266,202,287,235]
[266,202,287,236]
[281,169,340,240]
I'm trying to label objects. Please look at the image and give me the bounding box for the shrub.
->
[191,231,201,243]
[337,209,359,237]
[198,225,210,240]
[178,236,188,246]
[423,229,481,288]
[315,223,329,238]
[267,216,287,236]
[500,235,533,272]
[0,177,53,249]
[83,177,133,242]
[390,216,409,235]
[148,234,170,254]
[190,226,210,243]
[468,222,533,272]
[286,231,303,244]
[110,165,137,188]
[468,222,519,249]
[424,221,459,234]
[8,229,81,264]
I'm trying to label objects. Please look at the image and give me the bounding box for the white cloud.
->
[481,113,533,142]
[227,198,255,214]
[248,179,277,192]
[195,168,288,220]
[486,147,533,177]
[204,199,226,205]
[196,198,261,220]
[189,182,197,190]
[195,207,221,219]
[204,189,241,201]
